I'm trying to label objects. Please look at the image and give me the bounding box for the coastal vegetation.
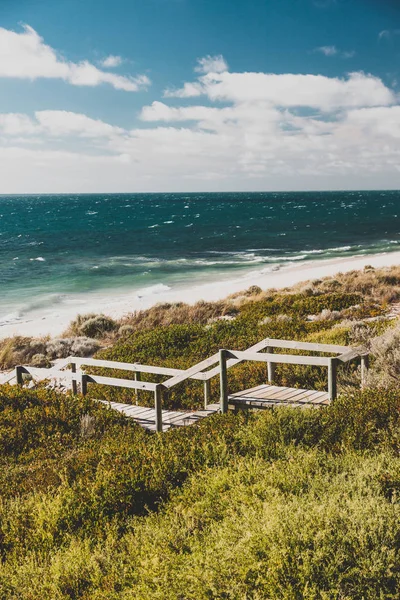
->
[1,264,400,598]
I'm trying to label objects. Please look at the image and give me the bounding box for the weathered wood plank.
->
[247,385,285,396]
[361,354,370,387]
[71,356,207,381]
[161,412,189,424]
[229,350,331,367]
[229,384,274,397]
[0,372,16,385]
[261,388,310,401]
[265,338,349,353]
[85,374,158,392]
[219,349,229,414]
[228,383,330,409]
[252,385,293,397]
[97,400,219,433]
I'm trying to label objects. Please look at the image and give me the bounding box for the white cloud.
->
[379,30,391,40]
[0,113,38,135]
[35,111,124,137]
[315,45,338,56]
[0,25,149,91]
[166,70,394,110]
[164,81,204,98]
[0,64,400,192]
[195,54,228,74]
[0,110,124,138]
[101,55,123,68]
[378,29,400,41]
[314,46,355,58]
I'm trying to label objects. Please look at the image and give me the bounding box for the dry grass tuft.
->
[119,300,238,333]
[366,322,400,388]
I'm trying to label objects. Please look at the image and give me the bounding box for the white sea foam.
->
[30,256,46,262]
[3,249,400,340]
[0,312,21,326]
[135,283,172,298]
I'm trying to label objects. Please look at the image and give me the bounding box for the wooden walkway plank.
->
[228,383,330,410]
[97,400,220,432]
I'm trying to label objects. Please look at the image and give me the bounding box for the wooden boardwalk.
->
[98,400,220,432]
[229,384,330,409]
[100,383,330,431]
[6,338,369,433]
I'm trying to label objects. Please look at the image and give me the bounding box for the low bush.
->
[30,353,50,368]
[46,337,100,359]
[0,385,400,598]
[0,336,48,370]
[366,322,400,388]
[3,267,400,597]
[79,315,117,339]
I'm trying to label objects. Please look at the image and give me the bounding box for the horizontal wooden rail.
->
[262,338,350,354]
[70,357,207,381]
[0,372,16,385]
[83,374,159,392]
[15,365,76,383]
[14,366,158,392]
[227,350,331,367]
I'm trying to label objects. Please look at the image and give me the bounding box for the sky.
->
[0,0,400,193]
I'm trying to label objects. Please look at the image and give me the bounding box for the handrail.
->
[0,371,16,385]
[218,348,338,413]
[14,364,165,432]
[83,374,158,392]
[217,343,369,413]
[226,350,331,367]
[261,338,350,354]
[8,338,369,434]
[70,356,207,381]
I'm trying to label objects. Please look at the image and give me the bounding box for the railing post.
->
[219,349,228,414]
[361,354,369,388]
[81,373,88,396]
[266,347,276,383]
[154,385,163,433]
[134,372,141,405]
[71,362,78,395]
[15,365,24,386]
[328,358,337,401]
[204,379,211,409]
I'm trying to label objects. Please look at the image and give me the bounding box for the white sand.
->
[1,250,400,340]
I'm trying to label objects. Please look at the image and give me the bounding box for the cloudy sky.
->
[1,0,400,193]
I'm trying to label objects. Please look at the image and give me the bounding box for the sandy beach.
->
[1,250,400,340]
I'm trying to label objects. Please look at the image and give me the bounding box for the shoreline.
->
[1,249,400,340]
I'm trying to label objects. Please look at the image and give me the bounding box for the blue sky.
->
[0,0,400,192]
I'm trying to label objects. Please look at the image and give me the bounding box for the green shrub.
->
[1,278,399,598]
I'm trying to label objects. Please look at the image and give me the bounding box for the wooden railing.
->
[217,340,369,413]
[9,338,369,433]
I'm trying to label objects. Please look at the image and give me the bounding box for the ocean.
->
[1,190,400,331]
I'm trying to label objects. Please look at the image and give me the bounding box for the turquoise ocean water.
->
[1,190,400,327]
